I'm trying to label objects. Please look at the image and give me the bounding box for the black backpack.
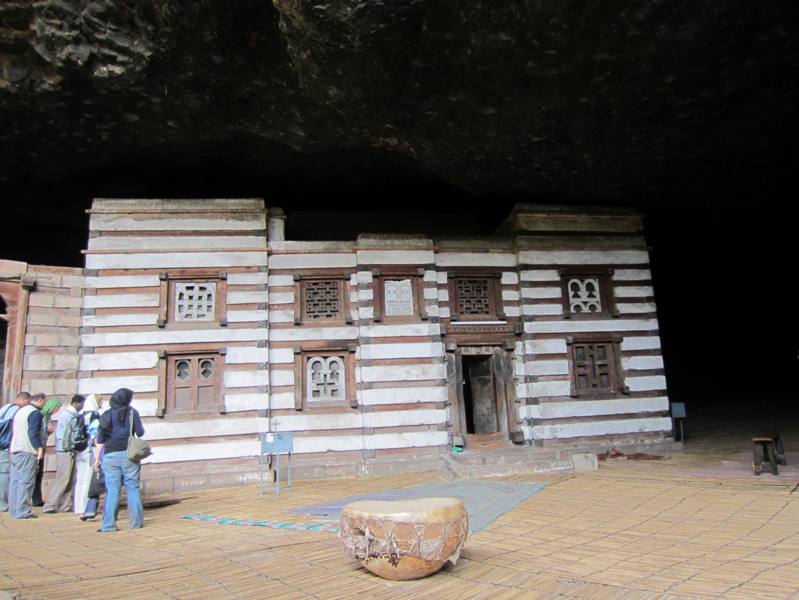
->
[61,412,88,453]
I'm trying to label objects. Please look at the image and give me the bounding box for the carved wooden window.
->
[293,346,357,409]
[448,272,504,321]
[458,278,491,315]
[567,336,626,398]
[161,351,225,415]
[293,274,353,324]
[559,269,615,318]
[373,269,426,322]
[159,272,228,328]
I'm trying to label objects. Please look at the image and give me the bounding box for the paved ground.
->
[2,408,798,599]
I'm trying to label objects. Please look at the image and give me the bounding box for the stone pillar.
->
[268,207,286,242]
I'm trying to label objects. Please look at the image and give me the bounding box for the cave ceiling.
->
[1,0,797,232]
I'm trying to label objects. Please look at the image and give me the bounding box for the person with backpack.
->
[8,393,47,519]
[73,394,102,517]
[94,388,145,532]
[0,392,31,512]
[42,395,85,514]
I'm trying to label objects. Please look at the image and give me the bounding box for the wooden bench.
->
[752,434,786,475]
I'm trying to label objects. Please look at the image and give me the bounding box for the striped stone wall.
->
[516,237,671,446]
[80,199,268,491]
[19,266,84,401]
[67,200,672,491]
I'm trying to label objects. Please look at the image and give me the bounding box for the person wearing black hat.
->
[93,388,145,532]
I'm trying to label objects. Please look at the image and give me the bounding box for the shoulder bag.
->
[127,410,152,462]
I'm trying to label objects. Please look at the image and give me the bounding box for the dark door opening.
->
[462,355,498,434]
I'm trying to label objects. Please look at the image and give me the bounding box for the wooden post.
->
[9,274,35,399]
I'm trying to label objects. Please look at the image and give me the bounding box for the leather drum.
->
[338,497,469,580]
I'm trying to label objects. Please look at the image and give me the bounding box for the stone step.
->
[447,446,564,467]
[464,432,513,450]
[442,454,574,481]
[467,439,514,450]
[462,460,574,479]
[442,445,578,480]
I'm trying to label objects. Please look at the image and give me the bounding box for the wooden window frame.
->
[558,268,617,319]
[566,334,628,399]
[372,268,427,323]
[158,271,228,328]
[448,270,505,321]
[292,343,357,410]
[293,273,354,325]
[157,347,227,417]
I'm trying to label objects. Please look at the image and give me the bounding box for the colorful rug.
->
[289,480,545,533]
[180,513,338,532]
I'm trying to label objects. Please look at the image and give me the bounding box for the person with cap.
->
[94,388,145,532]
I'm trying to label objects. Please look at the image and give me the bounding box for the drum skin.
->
[338,497,469,580]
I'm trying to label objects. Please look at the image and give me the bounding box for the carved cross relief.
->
[567,277,602,314]
[306,356,345,402]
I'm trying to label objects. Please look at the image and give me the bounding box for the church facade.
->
[1,199,673,492]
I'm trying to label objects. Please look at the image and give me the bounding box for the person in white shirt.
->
[73,394,102,516]
[42,395,85,514]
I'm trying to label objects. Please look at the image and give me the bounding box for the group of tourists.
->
[0,387,146,532]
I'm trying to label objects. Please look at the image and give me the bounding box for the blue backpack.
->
[0,404,20,450]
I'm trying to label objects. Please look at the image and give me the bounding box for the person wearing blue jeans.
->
[0,392,30,512]
[94,388,145,532]
[98,451,143,531]
[8,393,46,519]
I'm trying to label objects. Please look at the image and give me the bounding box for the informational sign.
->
[384,279,414,316]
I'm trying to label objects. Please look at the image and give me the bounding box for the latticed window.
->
[567,278,602,314]
[448,273,503,321]
[569,338,622,397]
[306,356,345,402]
[457,279,491,315]
[303,280,341,320]
[174,282,216,321]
